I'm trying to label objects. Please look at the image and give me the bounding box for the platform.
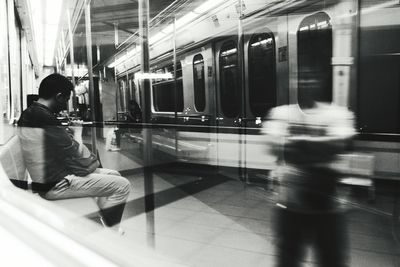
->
[69,137,400,267]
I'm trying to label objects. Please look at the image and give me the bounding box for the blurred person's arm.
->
[285,108,356,164]
[262,107,288,157]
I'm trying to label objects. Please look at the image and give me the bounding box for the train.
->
[102,0,400,181]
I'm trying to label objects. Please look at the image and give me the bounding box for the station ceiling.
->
[67,0,179,65]
[74,0,176,47]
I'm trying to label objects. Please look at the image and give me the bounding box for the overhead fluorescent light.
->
[162,24,173,34]
[149,1,224,45]
[221,48,237,57]
[175,12,196,28]
[44,0,63,66]
[108,47,141,68]
[194,0,225,14]
[110,0,226,67]
[134,73,173,80]
[149,32,167,44]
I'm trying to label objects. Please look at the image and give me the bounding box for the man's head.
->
[38,73,73,112]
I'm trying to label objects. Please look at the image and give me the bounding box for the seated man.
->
[18,73,131,228]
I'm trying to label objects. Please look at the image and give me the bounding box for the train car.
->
[109,0,373,180]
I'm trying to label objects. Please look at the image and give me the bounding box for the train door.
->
[242,22,280,174]
[214,38,244,178]
[177,46,214,164]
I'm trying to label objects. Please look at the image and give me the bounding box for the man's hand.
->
[70,120,84,126]
[69,120,84,144]
[53,179,70,191]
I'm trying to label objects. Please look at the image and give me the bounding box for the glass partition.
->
[21,1,400,266]
[0,0,10,122]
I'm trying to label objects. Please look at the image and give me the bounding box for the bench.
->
[0,135,100,218]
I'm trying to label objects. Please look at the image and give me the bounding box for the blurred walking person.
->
[263,71,356,267]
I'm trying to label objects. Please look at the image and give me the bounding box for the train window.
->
[153,68,165,83]
[193,54,206,112]
[152,62,184,112]
[248,32,276,117]
[219,41,240,118]
[297,12,332,109]
[153,80,183,112]
[128,77,134,101]
[166,62,182,79]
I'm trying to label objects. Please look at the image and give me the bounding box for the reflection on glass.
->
[297,12,332,109]
[248,32,276,117]
[152,62,184,112]
[219,41,239,118]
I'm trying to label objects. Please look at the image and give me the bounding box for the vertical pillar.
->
[126,72,131,102]
[85,0,97,153]
[237,0,246,183]
[139,0,155,248]
[6,0,12,121]
[67,9,77,115]
[113,23,119,122]
[332,1,354,107]
[173,17,178,156]
[114,23,119,48]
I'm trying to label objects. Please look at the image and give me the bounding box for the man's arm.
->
[44,125,81,157]
[261,107,289,160]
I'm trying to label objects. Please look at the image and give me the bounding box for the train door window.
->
[152,62,184,112]
[297,12,332,108]
[219,41,240,118]
[127,77,133,101]
[193,54,206,112]
[248,32,276,117]
[118,79,126,111]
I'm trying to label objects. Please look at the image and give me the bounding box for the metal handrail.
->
[116,0,193,51]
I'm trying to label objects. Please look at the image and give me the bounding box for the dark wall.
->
[358,27,400,134]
